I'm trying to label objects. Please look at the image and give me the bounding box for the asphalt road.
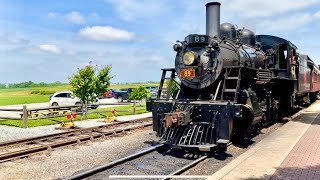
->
[0,98,122,119]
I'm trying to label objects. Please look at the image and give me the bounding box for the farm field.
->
[0,83,159,106]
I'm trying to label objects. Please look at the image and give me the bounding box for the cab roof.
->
[256,35,298,50]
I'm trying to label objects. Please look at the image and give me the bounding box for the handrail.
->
[0,108,23,112]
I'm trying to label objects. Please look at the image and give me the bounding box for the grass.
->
[0,83,159,106]
[0,95,49,106]
[0,104,148,128]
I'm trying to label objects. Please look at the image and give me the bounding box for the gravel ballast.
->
[0,127,158,180]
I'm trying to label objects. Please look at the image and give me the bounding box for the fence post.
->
[84,101,88,120]
[22,105,28,128]
[80,102,88,120]
[133,100,136,115]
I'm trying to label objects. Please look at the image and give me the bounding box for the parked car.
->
[103,89,118,98]
[114,88,135,103]
[49,91,99,109]
[145,86,158,97]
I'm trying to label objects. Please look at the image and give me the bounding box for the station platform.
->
[208,100,320,180]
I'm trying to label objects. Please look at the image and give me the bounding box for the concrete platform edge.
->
[208,109,319,179]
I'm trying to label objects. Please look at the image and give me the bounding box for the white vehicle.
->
[50,91,100,108]
[49,91,81,106]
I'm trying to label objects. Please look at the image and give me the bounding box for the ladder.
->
[158,68,176,100]
[221,68,241,102]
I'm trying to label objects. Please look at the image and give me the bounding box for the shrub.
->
[30,90,55,95]
[39,90,56,95]
[30,90,40,94]
[129,86,151,101]
[165,78,180,98]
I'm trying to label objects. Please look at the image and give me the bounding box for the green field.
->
[0,83,158,106]
[0,104,148,128]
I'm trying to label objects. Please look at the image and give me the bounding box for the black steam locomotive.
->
[146,2,320,152]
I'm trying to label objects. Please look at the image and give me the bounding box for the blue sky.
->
[1,0,320,83]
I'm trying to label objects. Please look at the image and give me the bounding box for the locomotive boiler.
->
[146,2,320,152]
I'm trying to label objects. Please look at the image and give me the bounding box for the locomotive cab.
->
[256,35,298,79]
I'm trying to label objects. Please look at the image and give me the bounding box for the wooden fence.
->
[0,101,143,128]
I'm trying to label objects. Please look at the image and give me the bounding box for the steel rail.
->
[0,120,152,162]
[0,118,150,147]
[163,155,208,180]
[65,144,164,180]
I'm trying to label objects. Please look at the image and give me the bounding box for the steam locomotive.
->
[146,2,320,152]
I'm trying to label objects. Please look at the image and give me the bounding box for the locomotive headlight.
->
[183,51,196,65]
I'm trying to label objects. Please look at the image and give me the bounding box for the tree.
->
[129,86,151,101]
[69,64,112,104]
[165,78,180,98]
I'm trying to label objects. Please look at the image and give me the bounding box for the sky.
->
[0,0,320,83]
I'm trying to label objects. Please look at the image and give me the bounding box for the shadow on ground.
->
[241,164,320,180]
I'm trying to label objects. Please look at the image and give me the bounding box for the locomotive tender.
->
[146,2,320,152]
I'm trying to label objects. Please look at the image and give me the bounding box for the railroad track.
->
[0,118,152,163]
[64,144,210,180]
[60,106,307,180]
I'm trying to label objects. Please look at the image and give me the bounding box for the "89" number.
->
[194,36,206,42]
[184,70,191,77]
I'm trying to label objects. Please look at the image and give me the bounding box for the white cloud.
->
[0,35,29,45]
[314,11,320,19]
[222,0,320,18]
[78,26,134,41]
[89,12,100,19]
[105,0,167,21]
[65,11,86,25]
[260,12,320,32]
[47,12,59,19]
[38,44,61,54]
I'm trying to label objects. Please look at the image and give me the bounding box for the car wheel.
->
[52,102,59,106]
[91,105,98,109]
[117,96,123,103]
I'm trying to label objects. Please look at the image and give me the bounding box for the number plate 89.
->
[180,69,195,79]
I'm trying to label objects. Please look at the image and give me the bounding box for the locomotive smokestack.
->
[206,2,221,37]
